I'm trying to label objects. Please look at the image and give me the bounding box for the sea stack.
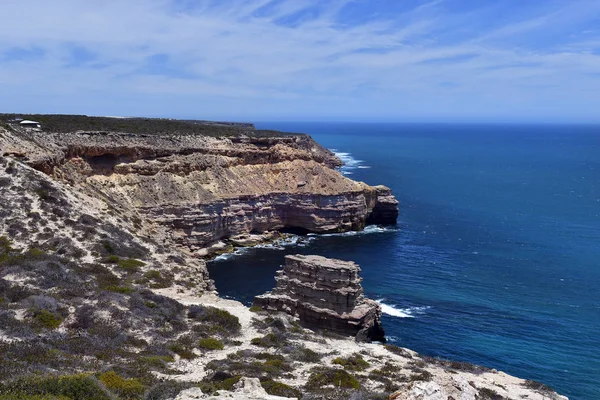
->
[254,254,385,342]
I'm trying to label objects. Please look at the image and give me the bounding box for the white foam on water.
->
[333,150,370,174]
[376,300,431,318]
[211,235,316,262]
[309,225,397,238]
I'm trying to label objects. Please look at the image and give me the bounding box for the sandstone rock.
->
[0,127,399,253]
[254,254,385,342]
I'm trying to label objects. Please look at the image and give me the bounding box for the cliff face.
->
[0,126,398,255]
[254,255,385,342]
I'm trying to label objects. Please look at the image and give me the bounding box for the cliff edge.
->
[0,118,398,260]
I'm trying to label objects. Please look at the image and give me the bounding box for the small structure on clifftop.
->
[254,254,385,342]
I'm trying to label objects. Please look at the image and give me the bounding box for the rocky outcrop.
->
[0,125,399,255]
[254,254,385,342]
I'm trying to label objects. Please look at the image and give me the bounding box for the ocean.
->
[207,123,600,399]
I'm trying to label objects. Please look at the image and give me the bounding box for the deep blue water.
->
[208,123,600,399]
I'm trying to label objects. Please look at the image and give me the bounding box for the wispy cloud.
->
[0,0,599,121]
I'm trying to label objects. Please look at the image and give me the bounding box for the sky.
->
[1,0,600,122]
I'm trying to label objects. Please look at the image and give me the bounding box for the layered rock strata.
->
[254,254,385,342]
[0,125,399,255]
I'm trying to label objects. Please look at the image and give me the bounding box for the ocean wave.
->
[376,300,431,318]
[333,150,370,173]
[309,225,397,238]
[211,235,316,262]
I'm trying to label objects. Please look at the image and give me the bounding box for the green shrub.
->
[102,241,114,254]
[306,367,360,390]
[198,337,224,351]
[0,236,11,253]
[141,355,175,369]
[293,347,321,363]
[0,374,111,400]
[33,310,63,330]
[522,379,554,394]
[384,344,412,358]
[249,305,263,312]
[260,380,301,398]
[106,255,120,264]
[409,370,433,382]
[198,376,241,395]
[104,286,134,295]
[0,394,70,400]
[187,306,241,335]
[27,247,47,259]
[145,301,157,308]
[332,354,370,371]
[35,189,52,201]
[477,387,504,400]
[144,270,161,280]
[250,333,285,348]
[117,259,145,273]
[169,344,197,360]
[98,371,145,399]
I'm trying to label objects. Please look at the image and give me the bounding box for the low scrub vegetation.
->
[260,380,302,398]
[0,113,292,138]
[306,367,360,390]
[198,337,224,351]
[332,353,370,371]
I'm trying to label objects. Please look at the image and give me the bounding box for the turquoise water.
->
[208,123,600,399]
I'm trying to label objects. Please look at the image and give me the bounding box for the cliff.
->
[0,122,398,258]
[254,255,385,342]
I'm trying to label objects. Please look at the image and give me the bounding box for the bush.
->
[306,367,360,390]
[477,387,504,400]
[187,305,241,335]
[522,379,554,394]
[198,376,241,395]
[169,344,197,360]
[0,374,111,400]
[98,371,145,399]
[384,344,412,358]
[117,259,145,273]
[104,286,134,295]
[0,394,70,399]
[198,337,224,351]
[409,370,433,382]
[249,305,263,312]
[145,381,194,400]
[106,255,120,264]
[332,354,370,371]
[260,380,302,398]
[33,310,63,329]
[142,270,172,289]
[250,332,286,348]
[140,355,174,369]
[290,346,321,363]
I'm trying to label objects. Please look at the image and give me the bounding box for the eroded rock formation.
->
[254,254,385,342]
[0,125,399,256]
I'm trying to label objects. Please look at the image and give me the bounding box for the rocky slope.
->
[254,255,385,342]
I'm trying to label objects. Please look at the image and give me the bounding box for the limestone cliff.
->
[0,123,398,258]
[254,255,385,342]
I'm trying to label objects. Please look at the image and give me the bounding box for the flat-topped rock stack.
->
[254,254,385,342]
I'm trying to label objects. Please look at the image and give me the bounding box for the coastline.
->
[0,117,570,399]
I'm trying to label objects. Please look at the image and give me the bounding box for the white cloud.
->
[0,0,599,121]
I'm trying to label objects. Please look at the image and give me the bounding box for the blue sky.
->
[1,0,600,122]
